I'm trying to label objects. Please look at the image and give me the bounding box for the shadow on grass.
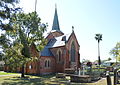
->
[1,76,51,85]
[1,77,67,85]
[1,74,103,85]
[2,79,43,85]
[34,74,56,78]
[2,81,46,85]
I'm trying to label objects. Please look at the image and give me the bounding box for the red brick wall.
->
[39,56,56,74]
[25,44,40,74]
[64,48,70,68]
[25,48,56,74]
[50,47,65,72]
[46,33,54,41]
[51,32,64,37]
[30,44,39,57]
[66,32,80,69]
[25,61,38,74]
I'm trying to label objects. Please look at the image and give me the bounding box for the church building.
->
[4,7,80,75]
[25,7,80,74]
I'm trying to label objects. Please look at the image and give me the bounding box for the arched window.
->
[44,59,51,68]
[45,60,48,67]
[48,60,50,67]
[71,42,75,62]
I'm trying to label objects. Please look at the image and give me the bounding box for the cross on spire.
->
[72,26,74,32]
[55,3,57,9]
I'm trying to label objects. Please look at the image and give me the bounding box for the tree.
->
[108,57,112,61]
[82,59,90,64]
[0,10,47,77]
[110,42,120,65]
[0,0,20,49]
[0,0,20,29]
[95,34,102,68]
[0,52,2,61]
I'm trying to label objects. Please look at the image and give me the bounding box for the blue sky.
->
[19,0,120,61]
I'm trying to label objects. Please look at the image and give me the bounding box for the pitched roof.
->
[51,36,65,47]
[40,46,53,56]
[40,33,71,56]
[47,33,71,48]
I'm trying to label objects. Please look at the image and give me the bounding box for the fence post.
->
[114,68,118,85]
[106,71,111,85]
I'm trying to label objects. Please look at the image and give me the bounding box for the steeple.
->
[52,5,60,31]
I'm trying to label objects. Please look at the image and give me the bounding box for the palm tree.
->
[95,34,102,67]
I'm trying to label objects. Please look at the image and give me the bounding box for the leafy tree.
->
[0,0,47,77]
[110,42,120,64]
[108,57,112,61]
[2,12,47,77]
[0,0,20,29]
[1,12,47,77]
[95,34,102,66]
[0,52,3,61]
[0,0,20,49]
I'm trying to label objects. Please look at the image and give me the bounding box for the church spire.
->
[52,5,60,31]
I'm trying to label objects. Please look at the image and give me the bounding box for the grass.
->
[0,74,107,85]
[0,72,120,85]
[0,75,55,85]
[0,71,19,75]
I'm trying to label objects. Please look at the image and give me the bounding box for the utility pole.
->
[35,0,37,12]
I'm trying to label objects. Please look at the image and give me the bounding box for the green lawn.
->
[0,71,19,75]
[0,72,120,85]
[0,74,107,85]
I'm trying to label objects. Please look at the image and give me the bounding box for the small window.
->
[71,42,76,62]
[48,60,50,67]
[44,60,50,68]
[45,60,47,67]
[57,49,62,62]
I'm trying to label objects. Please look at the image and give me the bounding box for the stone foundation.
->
[70,75,91,83]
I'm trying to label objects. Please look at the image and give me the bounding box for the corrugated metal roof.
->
[40,33,71,56]
[40,46,53,56]
[47,33,71,48]
[52,36,65,47]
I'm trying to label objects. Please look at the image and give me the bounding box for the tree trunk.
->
[98,41,101,77]
[98,41,101,65]
[21,65,25,78]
